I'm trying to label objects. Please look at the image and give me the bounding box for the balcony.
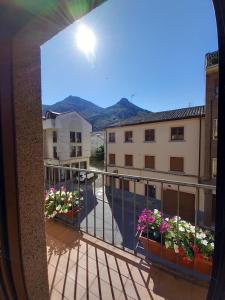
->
[45,165,215,299]
[46,221,208,300]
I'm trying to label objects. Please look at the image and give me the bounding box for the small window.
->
[171,127,184,141]
[76,132,82,143]
[108,132,115,143]
[145,184,156,198]
[145,129,155,142]
[53,146,58,159]
[145,155,155,169]
[125,154,133,167]
[70,132,76,143]
[70,146,76,157]
[120,179,129,192]
[109,154,115,165]
[170,157,184,172]
[212,158,217,179]
[213,119,218,140]
[77,146,82,157]
[80,161,87,169]
[125,131,133,143]
[53,131,57,143]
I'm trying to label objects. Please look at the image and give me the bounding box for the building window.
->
[213,119,218,140]
[53,146,58,159]
[120,179,129,192]
[70,131,76,143]
[145,129,155,142]
[70,146,76,157]
[80,161,87,169]
[125,154,133,167]
[53,131,57,143]
[171,127,184,141]
[212,158,217,179]
[108,132,115,143]
[77,146,82,157]
[125,131,133,143]
[145,184,156,198]
[145,155,155,169]
[170,157,184,172]
[109,154,115,165]
[76,132,82,143]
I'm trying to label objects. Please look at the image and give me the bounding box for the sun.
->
[75,24,96,56]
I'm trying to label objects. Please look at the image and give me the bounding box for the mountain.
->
[42,96,151,130]
[89,98,150,130]
[42,96,104,119]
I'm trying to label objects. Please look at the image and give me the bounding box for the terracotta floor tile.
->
[48,264,64,291]
[88,277,122,300]
[54,277,86,300]
[49,288,66,300]
[47,223,209,300]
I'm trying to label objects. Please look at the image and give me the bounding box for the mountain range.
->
[42,96,151,131]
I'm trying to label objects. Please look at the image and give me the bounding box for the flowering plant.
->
[192,228,214,261]
[44,186,81,218]
[137,209,214,262]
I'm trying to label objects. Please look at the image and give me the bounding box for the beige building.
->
[105,106,205,223]
[43,111,92,174]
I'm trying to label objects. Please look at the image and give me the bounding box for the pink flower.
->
[160,221,169,234]
[148,216,155,223]
[49,187,56,193]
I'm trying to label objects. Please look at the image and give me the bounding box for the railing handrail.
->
[44,163,216,191]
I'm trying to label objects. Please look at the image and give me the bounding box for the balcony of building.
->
[45,165,215,299]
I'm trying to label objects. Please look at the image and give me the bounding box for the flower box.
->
[194,257,212,276]
[178,256,194,269]
[55,206,80,227]
[139,233,161,257]
[139,232,177,263]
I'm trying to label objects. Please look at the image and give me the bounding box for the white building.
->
[105,106,206,223]
[43,111,92,172]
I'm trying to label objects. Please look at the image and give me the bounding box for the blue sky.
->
[41,0,217,112]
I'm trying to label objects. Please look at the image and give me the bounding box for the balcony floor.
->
[46,220,208,300]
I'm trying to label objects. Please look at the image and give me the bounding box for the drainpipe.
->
[198,114,202,183]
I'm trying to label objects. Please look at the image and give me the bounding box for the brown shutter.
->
[170,157,184,172]
[145,155,155,169]
[125,154,133,166]
[109,154,115,165]
[120,179,129,191]
[145,129,155,141]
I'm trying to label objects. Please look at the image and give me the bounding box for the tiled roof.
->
[107,105,205,128]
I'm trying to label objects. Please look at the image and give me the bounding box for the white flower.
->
[154,209,159,214]
[190,226,195,233]
[202,240,208,246]
[179,227,185,232]
[56,205,61,211]
[174,244,179,253]
[210,242,214,249]
[165,241,171,248]
[170,231,175,237]
[165,218,169,221]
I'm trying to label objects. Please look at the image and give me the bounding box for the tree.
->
[95,145,104,161]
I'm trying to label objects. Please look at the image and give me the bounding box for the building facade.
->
[105,106,206,223]
[203,51,219,222]
[43,111,92,176]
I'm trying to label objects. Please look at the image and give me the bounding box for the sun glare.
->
[75,24,96,57]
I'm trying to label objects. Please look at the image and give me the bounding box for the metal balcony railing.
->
[44,164,216,280]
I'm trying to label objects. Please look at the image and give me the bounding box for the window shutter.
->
[170,157,184,172]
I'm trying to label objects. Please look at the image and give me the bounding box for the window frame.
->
[70,131,76,143]
[170,127,184,141]
[125,154,133,167]
[108,132,115,143]
[109,153,116,165]
[124,131,133,143]
[52,130,57,143]
[170,156,184,172]
[144,155,155,169]
[53,146,58,159]
[144,129,155,142]
[70,145,76,158]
